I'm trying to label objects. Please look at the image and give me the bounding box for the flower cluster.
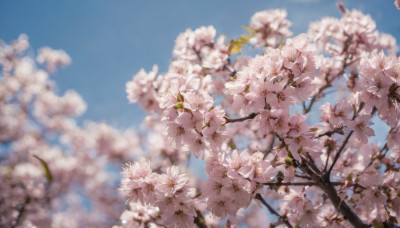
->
[2,2,400,228]
[119,160,198,227]
[249,9,292,48]
[121,3,400,228]
[0,35,141,227]
[202,150,275,220]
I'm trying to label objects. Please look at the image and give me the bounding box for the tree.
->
[1,2,400,228]
[0,35,141,227]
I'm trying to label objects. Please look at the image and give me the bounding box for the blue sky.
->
[1,0,399,130]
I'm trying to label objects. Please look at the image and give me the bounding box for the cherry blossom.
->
[2,2,400,228]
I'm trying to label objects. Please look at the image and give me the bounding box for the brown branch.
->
[11,197,30,228]
[262,181,344,186]
[303,52,360,115]
[295,174,312,180]
[223,112,259,124]
[362,142,388,174]
[255,193,293,228]
[320,180,369,228]
[274,131,367,227]
[317,127,344,138]
[194,210,207,228]
[326,131,353,177]
[303,82,331,114]
[298,161,369,228]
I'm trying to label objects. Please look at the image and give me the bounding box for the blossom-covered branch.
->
[120,2,400,227]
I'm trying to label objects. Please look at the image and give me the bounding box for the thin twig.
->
[295,174,312,180]
[255,193,293,228]
[317,127,344,138]
[262,181,343,186]
[298,159,369,228]
[362,142,388,174]
[326,131,353,177]
[305,153,322,174]
[224,112,259,124]
[11,197,30,228]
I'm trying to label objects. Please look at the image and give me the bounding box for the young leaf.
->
[33,154,53,182]
[243,25,255,33]
[228,33,255,55]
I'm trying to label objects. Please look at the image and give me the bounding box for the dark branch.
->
[194,210,207,228]
[223,112,259,124]
[295,174,312,180]
[255,193,293,228]
[11,197,30,228]
[262,181,344,186]
[326,131,353,177]
[298,161,369,228]
[317,127,344,138]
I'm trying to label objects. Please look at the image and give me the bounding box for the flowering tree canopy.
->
[2,2,400,228]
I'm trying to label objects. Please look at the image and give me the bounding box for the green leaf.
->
[228,41,242,55]
[228,140,237,150]
[228,33,255,55]
[33,155,53,182]
[243,25,255,33]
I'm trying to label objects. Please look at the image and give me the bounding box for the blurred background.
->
[1,0,399,130]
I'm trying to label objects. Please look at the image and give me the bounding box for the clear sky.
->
[1,0,399,130]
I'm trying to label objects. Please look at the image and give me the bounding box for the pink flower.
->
[36,47,71,73]
[395,0,400,10]
[120,202,159,227]
[357,188,387,212]
[207,196,239,219]
[156,166,188,196]
[165,117,197,146]
[184,91,214,111]
[226,150,251,178]
[300,201,319,228]
[347,115,374,143]
[249,9,292,48]
[126,65,158,103]
[138,173,160,203]
[186,133,207,159]
[221,177,252,208]
[120,160,158,203]
[269,110,290,134]
[203,130,229,152]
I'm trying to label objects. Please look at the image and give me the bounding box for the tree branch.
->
[224,112,259,124]
[326,131,353,177]
[194,210,207,228]
[262,181,344,186]
[318,180,369,228]
[298,157,369,228]
[255,193,293,228]
[317,127,344,138]
[11,197,30,228]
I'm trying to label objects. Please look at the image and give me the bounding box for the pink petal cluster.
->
[0,35,142,227]
[120,160,198,227]
[121,4,400,227]
[202,150,275,220]
[249,9,292,48]
[3,2,400,228]
[36,47,71,73]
